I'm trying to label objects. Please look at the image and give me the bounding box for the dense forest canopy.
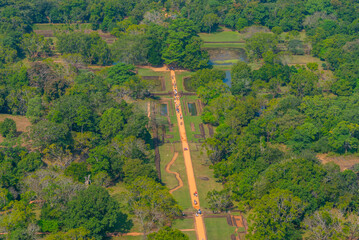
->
[0,0,358,239]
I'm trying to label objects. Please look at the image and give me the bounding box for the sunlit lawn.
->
[199,29,244,42]
[203,42,246,48]
[137,67,172,92]
[175,71,193,92]
[204,218,237,240]
[159,143,192,211]
[33,23,92,31]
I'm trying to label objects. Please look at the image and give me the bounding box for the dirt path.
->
[165,152,183,194]
[171,70,207,240]
[147,102,151,119]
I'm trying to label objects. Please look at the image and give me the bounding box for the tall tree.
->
[63,185,131,239]
[126,177,181,236]
[247,189,304,240]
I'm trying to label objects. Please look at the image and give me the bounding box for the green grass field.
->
[199,29,244,42]
[203,42,246,48]
[113,235,143,240]
[173,218,195,229]
[184,231,197,240]
[204,218,237,240]
[175,71,194,92]
[212,59,241,65]
[137,68,172,92]
[33,23,92,31]
[159,143,192,211]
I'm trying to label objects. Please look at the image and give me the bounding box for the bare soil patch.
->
[0,115,31,143]
[208,125,214,137]
[191,122,195,132]
[199,124,205,138]
[194,134,203,139]
[317,153,359,171]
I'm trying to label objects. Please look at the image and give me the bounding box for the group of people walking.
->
[171,70,202,219]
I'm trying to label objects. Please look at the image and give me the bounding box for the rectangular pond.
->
[160,104,168,116]
[188,103,197,116]
[206,48,248,66]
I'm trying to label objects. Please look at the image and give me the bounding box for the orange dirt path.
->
[165,152,184,194]
[171,70,207,240]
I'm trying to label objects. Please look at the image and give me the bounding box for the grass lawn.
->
[199,30,244,42]
[203,42,245,48]
[204,218,237,240]
[159,143,192,211]
[286,55,324,66]
[137,68,172,92]
[212,59,241,65]
[184,231,197,240]
[213,65,232,71]
[176,71,193,92]
[33,23,92,31]
[190,142,222,210]
[173,218,195,229]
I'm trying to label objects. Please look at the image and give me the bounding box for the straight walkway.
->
[171,70,207,240]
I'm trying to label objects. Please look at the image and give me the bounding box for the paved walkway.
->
[171,70,207,240]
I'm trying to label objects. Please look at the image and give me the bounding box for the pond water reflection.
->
[206,48,247,65]
[160,104,168,116]
[187,103,197,116]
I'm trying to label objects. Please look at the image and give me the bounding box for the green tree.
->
[271,26,283,35]
[331,79,353,96]
[147,227,189,240]
[202,13,220,33]
[63,185,131,239]
[45,227,93,240]
[328,121,359,153]
[0,118,16,138]
[306,62,318,72]
[86,145,124,178]
[111,34,150,65]
[105,63,136,86]
[190,69,225,90]
[0,187,12,210]
[197,80,229,104]
[21,32,52,60]
[64,162,88,182]
[17,152,43,173]
[236,18,248,31]
[231,61,253,95]
[303,209,346,240]
[28,120,70,150]
[206,189,233,213]
[99,108,125,139]
[245,33,277,59]
[247,189,304,240]
[26,96,44,123]
[0,200,35,233]
[127,177,181,236]
[123,158,157,183]
[162,18,209,70]
[289,69,318,98]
